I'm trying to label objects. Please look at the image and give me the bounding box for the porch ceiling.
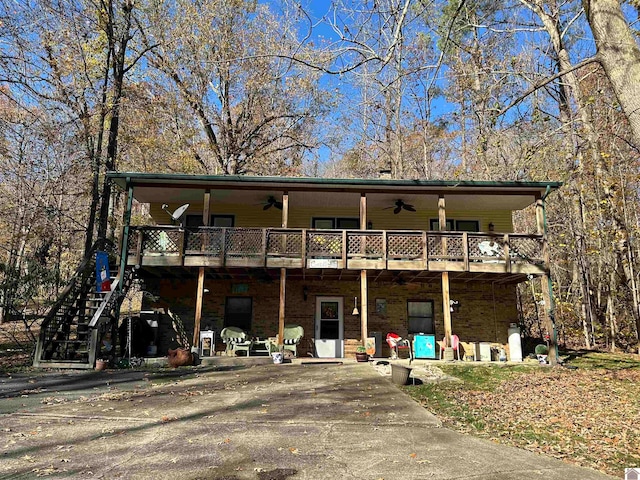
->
[135,266,530,285]
[129,187,541,211]
[109,172,561,211]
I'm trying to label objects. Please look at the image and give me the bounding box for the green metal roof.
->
[107,171,562,194]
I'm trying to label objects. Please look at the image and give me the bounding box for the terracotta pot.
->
[95,359,108,371]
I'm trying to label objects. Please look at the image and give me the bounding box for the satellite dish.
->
[162,203,190,226]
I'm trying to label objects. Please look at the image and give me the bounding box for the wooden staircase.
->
[33,239,134,369]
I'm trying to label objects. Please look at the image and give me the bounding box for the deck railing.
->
[127,226,547,274]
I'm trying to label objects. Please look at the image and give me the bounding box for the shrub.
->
[534,344,548,355]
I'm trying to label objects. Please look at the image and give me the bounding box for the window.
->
[186,214,235,228]
[429,219,479,232]
[407,300,434,334]
[312,217,359,229]
[429,219,454,231]
[455,220,479,232]
[224,297,252,331]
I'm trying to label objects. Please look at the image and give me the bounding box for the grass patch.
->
[407,354,640,476]
[562,350,640,371]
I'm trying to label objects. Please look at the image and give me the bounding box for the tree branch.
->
[495,55,601,117]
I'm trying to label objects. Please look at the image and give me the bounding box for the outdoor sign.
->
[308,259,339,269]
[96,251,111,292]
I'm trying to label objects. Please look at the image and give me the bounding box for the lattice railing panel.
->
[267,230,303,256]
[225,228,263,256]
[127,230,140,254]
[185,228,224,255]
[307,232,343,258]
[142,229,182,254]
[347,233,383,258]
[387,233,423,259]
[510,235,544,264]
[468,234,504,259]
[427,234,464,260]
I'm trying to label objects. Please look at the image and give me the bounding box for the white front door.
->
[314,297,344,358]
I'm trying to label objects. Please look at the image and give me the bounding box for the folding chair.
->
[386,332,413,362]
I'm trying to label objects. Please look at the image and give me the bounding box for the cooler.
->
[413,334,437,359]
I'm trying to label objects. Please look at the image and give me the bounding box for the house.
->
[34,172,560,368]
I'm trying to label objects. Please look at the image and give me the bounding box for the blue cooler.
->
[413,334,437,359]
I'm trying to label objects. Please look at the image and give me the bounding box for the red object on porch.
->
[439,334,461,360]
[386,333,413,361]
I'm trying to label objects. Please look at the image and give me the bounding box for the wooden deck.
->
[126,226,548,275]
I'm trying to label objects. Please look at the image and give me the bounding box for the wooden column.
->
[360,194,368,345]
[536,196,557,365]
[439,195,453,358]
[442,272,452,347]
[278,192,289,346]
[361,270,368,345]
[193,190,211,349]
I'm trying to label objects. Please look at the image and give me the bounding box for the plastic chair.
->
[386,333,413,362]
[220,327,253,356]
[439,334,461,360]
[280,324,304,357]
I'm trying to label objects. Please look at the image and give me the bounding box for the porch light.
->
[303,285,308,301]
[203,288,210,294]
[367,221,373,230]
[488,222,495,232]
[352,296,359,316]
[449,299,460,313]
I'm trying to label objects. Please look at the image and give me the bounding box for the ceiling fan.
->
[261,196,283,211]
[162,203,190,226]
[385,199,416,214]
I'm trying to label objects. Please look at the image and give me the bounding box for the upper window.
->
[186,214,235,228]
[429,219,479,232]
[312,217,360,229]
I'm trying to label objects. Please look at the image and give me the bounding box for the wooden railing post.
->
[463,232,469,271]
[221,228,227,266]
[504,234,511,273]
[342,230,347,264]
[383,231,388,269]
[135,228,143,267]
[301,229,307,267]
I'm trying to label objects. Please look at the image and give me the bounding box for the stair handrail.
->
[40,238,115,331]
[87,267,135,329]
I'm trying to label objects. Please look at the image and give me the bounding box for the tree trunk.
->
[584,0,640,146]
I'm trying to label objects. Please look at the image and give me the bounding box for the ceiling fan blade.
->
[263,203,272,210]
[404,204,416,212]
[394,206,402,214]
[275,202,283,210]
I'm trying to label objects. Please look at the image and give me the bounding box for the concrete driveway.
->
[0,361,613,479]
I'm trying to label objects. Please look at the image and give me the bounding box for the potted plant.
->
[95,358,108,371]
[355,346,368,362]
[534,344,548,364]
[270,342,283,364]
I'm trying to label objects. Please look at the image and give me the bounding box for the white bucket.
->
[272,352,283,364]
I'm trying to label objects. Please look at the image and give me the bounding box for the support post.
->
[361,270,368,346]
[278,191,289,347]
[193,190,210,350]
[536,195,558,365]
[438,195,453,359]
[442,272,453,359]
[359,193,368,346]
[278,268,286,347]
